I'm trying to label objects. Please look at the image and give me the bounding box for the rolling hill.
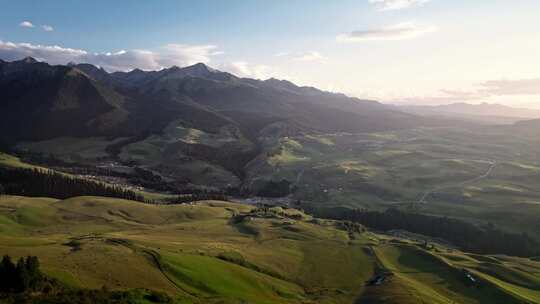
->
[0,194,538,303]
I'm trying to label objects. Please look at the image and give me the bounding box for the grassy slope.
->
[11,121,249,189]
[0,195,373,303]
[370,244,523,304]
[117,121,252,188]
[440,252,540,303]
[0,195,538,303]
[0,152,47,169]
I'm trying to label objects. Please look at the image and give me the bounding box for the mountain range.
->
[2,57,539,193]
[397,102,540,125]
[0,57,432,145]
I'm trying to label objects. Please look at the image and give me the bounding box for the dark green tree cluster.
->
[170,192,227,204]
[0,254,172,303]
[0,168,146,202]
[322,208,540,257]
[15,151,182,192]
[22,288,172,304]
[0,255,43,293]
[257,179,293,197]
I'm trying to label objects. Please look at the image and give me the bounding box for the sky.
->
[1,0,540,109]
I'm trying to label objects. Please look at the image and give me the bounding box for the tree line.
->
[0,255,43,293]
[257,179,293,197]
[0,167,147,203]
[0,254,172,303]
[168,191,228,204]
[320,208,540,257]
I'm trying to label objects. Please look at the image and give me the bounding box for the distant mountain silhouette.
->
[397,102,540,124]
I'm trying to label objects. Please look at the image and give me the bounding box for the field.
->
[0,195,373,303]
[10,123,540,241]
[0,195,539,303]
[247,126,540,239]
[8,122,540,242]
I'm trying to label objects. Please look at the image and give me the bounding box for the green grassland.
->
[11,122,540,242]
[7,123,540,239]
[0,195,372,303]
[10,120,254,189]
[118,121,253,188]
[0,195,539,303]
[9,123,540,240]
[247,126,540,239]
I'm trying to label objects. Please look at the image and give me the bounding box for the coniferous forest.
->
[319,208,540,257]
[0,168,146,203]
[0,255,43,294]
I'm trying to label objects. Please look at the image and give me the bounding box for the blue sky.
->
[2,0,540,108]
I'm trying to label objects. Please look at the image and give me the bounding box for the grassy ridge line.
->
[430,249,538,304]
[371,245,455,304]
[435,252,540,303]
[0,152,56,171]
[160,252,306,304]
[76,235,200,299]
[469,269,540,304]
[372,244,529,304]
[142,248,201,299]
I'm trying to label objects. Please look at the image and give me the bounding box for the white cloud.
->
[0,40,220,72]
[0,40,292,80]
[369,0,431,11]
[337,22,437,42]
[273,51,325,62]
[221,61,275,79]
[274,52,289,57]
[157,44,217,67]
[479,79,540,95]
[0,40,87,64]
[41,25,54,32]
[19,21,34,28]
[293,51,326,62]
[218,61,295,80]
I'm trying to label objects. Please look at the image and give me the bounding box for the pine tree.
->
[0,255,16,291]
[15,257,30,292]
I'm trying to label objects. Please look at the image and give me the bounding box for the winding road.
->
[417,160,497,204]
